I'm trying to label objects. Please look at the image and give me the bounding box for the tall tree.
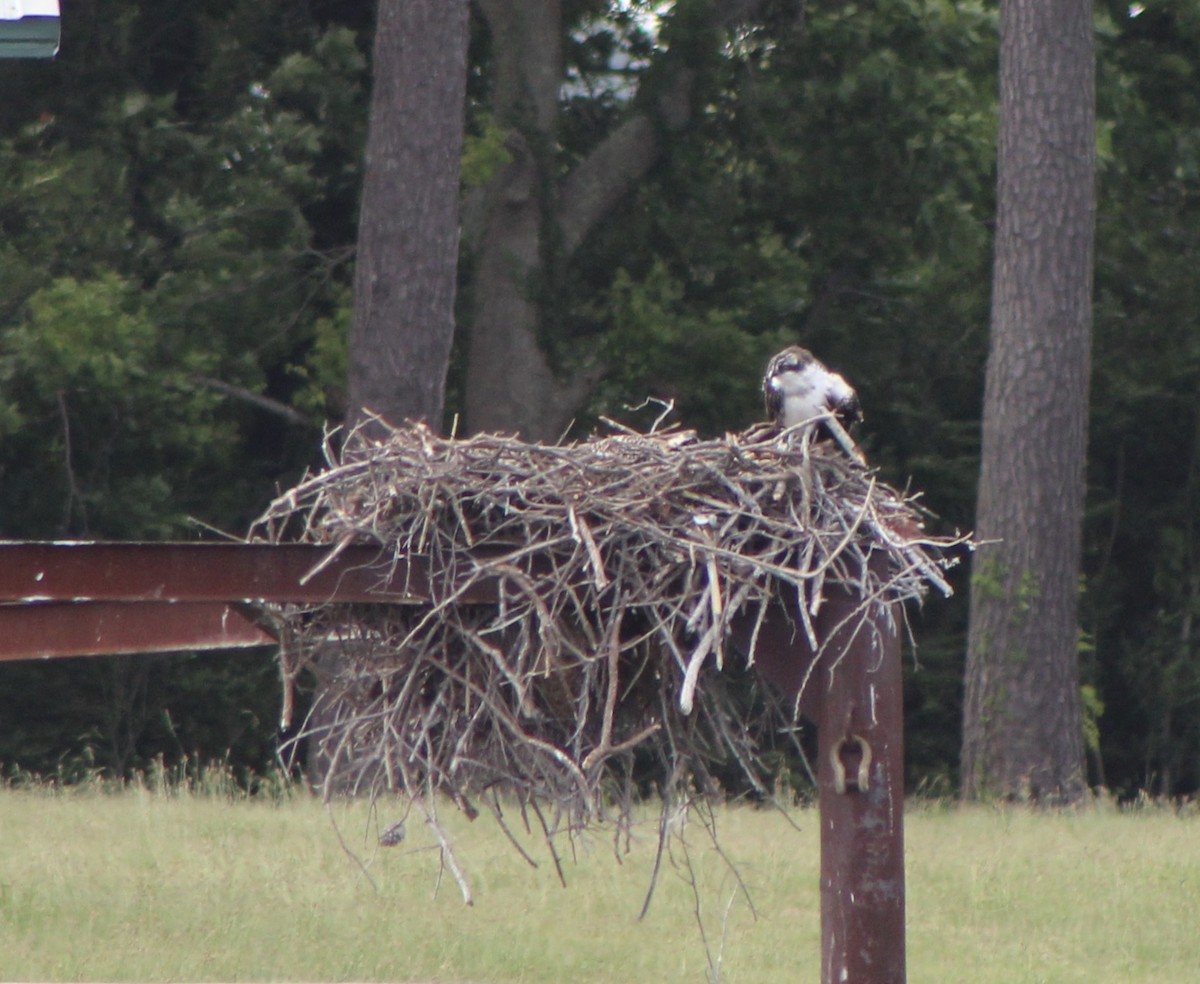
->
[346,0,470,437]
[962,0,1095,802]
[462,0,766,440]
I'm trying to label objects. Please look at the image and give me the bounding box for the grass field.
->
[0,781,1197,983]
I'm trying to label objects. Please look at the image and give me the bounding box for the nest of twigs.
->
[251,414,963,880]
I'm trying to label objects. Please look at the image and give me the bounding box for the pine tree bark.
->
[346,0,470,438]
[314,0,470,786]
[962,0,1095,803]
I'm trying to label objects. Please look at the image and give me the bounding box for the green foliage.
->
[0,274,228,536]
[0,3,368,779]
[461,116,514,189]
[1081,683,1105,756]
[1082,0,1200,796]
[289,288,352,420]
[595,261,787,430]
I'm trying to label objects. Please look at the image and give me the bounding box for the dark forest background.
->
[1,0,1198,798]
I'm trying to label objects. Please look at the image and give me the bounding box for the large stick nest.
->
[252,416,963,837]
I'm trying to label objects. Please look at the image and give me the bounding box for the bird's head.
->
[764,345,815,384]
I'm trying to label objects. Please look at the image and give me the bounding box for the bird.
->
[762,345,864,461]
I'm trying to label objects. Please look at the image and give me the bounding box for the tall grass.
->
[0,781,1196,982]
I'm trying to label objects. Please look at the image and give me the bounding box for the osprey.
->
[763,345,864,461]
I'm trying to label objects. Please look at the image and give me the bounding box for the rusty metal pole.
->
[734,563,907,984]
[815,581,906,984]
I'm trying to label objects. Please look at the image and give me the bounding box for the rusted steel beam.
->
[0,601,275,662]
[0,541,503,662]
[0,541,499,605]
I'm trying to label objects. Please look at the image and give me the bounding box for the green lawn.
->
[0,785,1196,982]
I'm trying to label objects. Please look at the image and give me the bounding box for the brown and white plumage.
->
[763,345,864,461]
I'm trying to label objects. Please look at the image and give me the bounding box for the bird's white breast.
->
[770,363,852,428]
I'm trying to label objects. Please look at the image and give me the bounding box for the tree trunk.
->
[962,0,1095,803]
[346,0,470,439]
[461,0,574,441]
